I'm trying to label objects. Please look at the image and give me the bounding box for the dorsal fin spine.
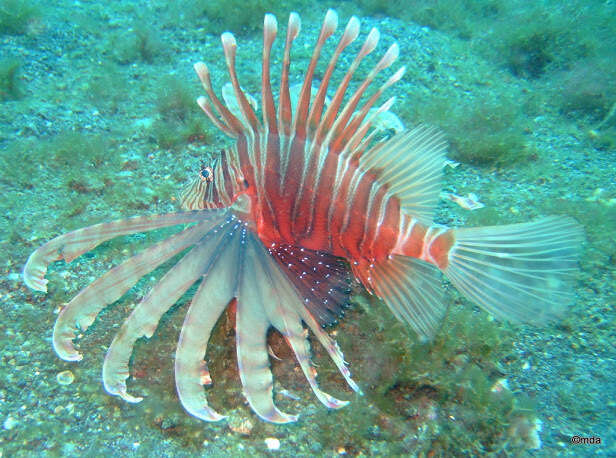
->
[312,27,379,148]
[287,11,338,237]
[327,43,399,154]
[262,14,278,134]
[306,16,360,139]
[293,16,361,238]
[194,62,243,136]
[278,13,300,138]
[221,33,261,132]
[291,9,338,139]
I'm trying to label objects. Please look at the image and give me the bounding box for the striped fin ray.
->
[254,235,358,409]
[306,16,360,137]
[102,215,240,403]
[278,12,301,138]
[359,125,447,223]
[281,11,338,233]
[52,220,216,362]
[290,9,338,139]
[445,216,583,323]
[294,296,360,393]
[258,253,349,410]
[220,33,261,132]
[338,66,406,154]
[288,15,403,240]
[236,231,298,423]
[367,256,447,340]
[174,225,244,422]
[342,96,396,159]
[232,230,359,422]
[261,13,278,133]
[174,282,232,422]
[23,211,216,293]
[194,62,244,137]
[325,43,401,155]
[268,244,353,326]
[311,25,380,148]
[298,25,387,234]
[287,12,354,235]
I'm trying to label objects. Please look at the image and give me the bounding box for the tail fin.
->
[356,216,582,340]
[444,216,583,323]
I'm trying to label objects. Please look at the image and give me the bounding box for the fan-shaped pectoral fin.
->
[175,225,244,422]
[236,235,298,423]
[102,216,236,403]
[175,279,235,421]
[285,332,349,409]
[23,211,216,293]
[257,245,350,408]
[53,221,214,362]
[299,307,361,394]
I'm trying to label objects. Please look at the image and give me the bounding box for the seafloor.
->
[1,0,614,456]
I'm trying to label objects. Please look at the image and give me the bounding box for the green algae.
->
[0,58,23,101]
[47,132,111,168]
[0,0,40,35]
[150,75,209,149]
[406,91,533,167]
[184,0,311,35]
[111,23,166,65]
[557,57,616,120]
[357,0,502,39]
[334,294,539,455]
[0,133,117,201]
[492,3,609,80]
[86,62,131,115]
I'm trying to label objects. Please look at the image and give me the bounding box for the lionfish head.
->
[179,153,248,211]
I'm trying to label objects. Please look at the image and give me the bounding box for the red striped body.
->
[183,130,449,272]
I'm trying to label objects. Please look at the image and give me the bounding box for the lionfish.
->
[23,10,582,423]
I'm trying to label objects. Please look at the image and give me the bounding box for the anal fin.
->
[269,244,353,326]
[353,255,447,340]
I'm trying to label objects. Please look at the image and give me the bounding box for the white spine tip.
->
[364,28,380,54]
[288,12,301,37]
[387,42,400,61]
[392,65,406,82]
[57,349,83,362]
[196,96,208,108]
[324,9,338,33]
[345,16,360,42]
[264,13,277,33]
[193,62,208,78]
[221,32,236,48]
[380,97,396,113]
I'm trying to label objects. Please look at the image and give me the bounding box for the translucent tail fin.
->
[444,216,583,323]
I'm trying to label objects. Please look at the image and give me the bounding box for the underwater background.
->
[1,0,614,456]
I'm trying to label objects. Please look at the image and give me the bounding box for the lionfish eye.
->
[199,165,214,182]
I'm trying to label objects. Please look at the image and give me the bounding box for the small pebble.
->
[228,416,253,435]
[56,370,75,385]
[264,437,280,450]
[3,416,18,430]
